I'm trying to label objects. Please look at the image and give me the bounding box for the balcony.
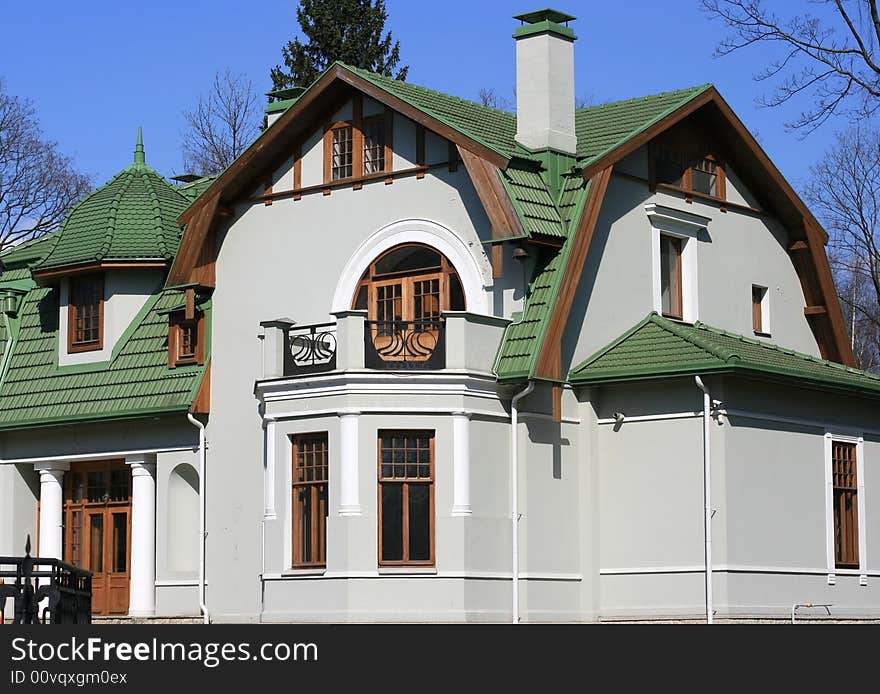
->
[260,310,509,379]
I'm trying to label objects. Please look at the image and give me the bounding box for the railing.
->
[0,536,92,624]
[284,322,337,375]
[364,319,446,369]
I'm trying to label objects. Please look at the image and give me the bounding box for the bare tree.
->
[478,87,513,111]
[181,69,261,176]
[0,80,91,253]
[702,0,880,133]
[804,126,880,370]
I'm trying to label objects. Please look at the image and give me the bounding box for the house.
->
[1,8,878,622]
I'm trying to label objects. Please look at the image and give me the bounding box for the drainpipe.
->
[694,376,712,624]
[510,380,534,624]
[187,413,209,624]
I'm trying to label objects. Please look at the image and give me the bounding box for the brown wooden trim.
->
[293,144,302,200]
[552,384,562,423]
[67,274,104,354]
[34,261,168,281]
[191,361,210,414]
[168,192,220,287]
[788,240,810,253]
[416,124,426,179]
[491,244,504,279]
[612,170,764,216]
[263,179,273,206]
[384,108,394,184]
[252,163,449,203]
[184,288,195,320]
[334,67,508,169]
[534,166,613,380]
[352,93,364,188]
[804,305,828,316]
[458,145,524,241]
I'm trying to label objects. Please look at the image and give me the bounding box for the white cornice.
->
[645,202,711,234]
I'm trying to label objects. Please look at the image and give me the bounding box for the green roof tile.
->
[569,313,880,397]
[32,133,188,274]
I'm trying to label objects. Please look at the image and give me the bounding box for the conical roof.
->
[32,129,188,276]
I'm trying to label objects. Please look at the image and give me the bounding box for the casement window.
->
[68,274,104,353]
[832,440,859,569]
[330,124,354,180]
[659,234,683,320]
[651,144,726,202]
[291,433,328,568]
[362,116,386,174]
[168,311,205,367]
[378,430,434,566]
[752,285,769,335]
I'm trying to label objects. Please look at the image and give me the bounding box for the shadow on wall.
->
[525,419,570,480]
[167,463,200,574]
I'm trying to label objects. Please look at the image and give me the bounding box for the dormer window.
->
[651,142,726,203]
[168,311,205,367]
[68,274,104,353]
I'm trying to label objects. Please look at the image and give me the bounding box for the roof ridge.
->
[651,314,740,363]
[144,171,170,259]
[694,320,880,381]
[99,169,136,261]
[575,84,712,115]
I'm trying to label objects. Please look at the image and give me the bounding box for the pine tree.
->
[270,0,408,90]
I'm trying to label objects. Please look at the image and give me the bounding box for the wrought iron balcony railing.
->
[0,536,92,624]
[284,322,337,375]
[364,319,446,369]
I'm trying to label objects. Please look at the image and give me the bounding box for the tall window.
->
[292,433,328,568]
[832,440,859,569]
[378,431,434,566]
[168,311,205,368]
[659,235,683,319]
[752,285,768,334]
[331,125,353,180]
[362,116,385,174]
[68,274,103,352]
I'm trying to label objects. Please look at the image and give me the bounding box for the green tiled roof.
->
[495,178,591,380]
[0,283,208,430]
[176,175,219,202]
[576,85,712,165]
[569,313,880,396]
[501,167,565,238]
[32,132,188,274]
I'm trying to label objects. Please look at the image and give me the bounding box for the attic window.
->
[68,274,104,353]
[331,125,354,180]
[363,116,386,174]
[651,144,726,202]
[169,311,205,367]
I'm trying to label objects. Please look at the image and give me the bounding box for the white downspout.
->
[694,376,712,624]
[510,380,534,624]
[187,413,209,624]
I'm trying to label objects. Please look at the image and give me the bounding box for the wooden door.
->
[63,461,131,615]
[369,272,444,361]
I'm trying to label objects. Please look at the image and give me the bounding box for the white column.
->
[338,410,361,516]
[127,454,156,617]
[452,412,472,516]
[35,462,69,561]
[263,419,277,520]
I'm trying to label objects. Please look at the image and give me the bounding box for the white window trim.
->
[824,432,867,586]
[645,203,708,324]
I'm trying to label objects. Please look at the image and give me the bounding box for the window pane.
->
[69,510,82,567]
[89,514,103,573]
[110,470,129,502]
[832,441,859,568]
[332,126,353,180]
[407,484,431,562]
[449,273,466,311]
[381,483,403,562]
[291,434,328,567]
[296,486,313,564]
[374,246,442,276]
[71,275,102,345]
[660,235,682,319]
[112,513,127,573]
[87,471,105,503]
[363,119,385,174]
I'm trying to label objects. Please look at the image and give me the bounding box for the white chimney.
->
[513,9,577,155]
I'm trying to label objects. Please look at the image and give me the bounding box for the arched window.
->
[352,244,465,365]
[351,244,466,318]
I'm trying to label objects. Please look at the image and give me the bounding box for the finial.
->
[134,127,145,165]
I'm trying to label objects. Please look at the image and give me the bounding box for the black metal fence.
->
[364,319,446,369]
[284,322,337,375]
[0,536,92,624]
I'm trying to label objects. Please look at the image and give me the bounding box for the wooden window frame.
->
[362,114,387,176]
[291,433,329,569]
[752,285,768,335]
[168,310,205,368]
[659,234,684,320]
[649,141,727,205]
[323,98,395,189]
[377,430,435,567]
[67,273,104,353]
[832,440,860,570]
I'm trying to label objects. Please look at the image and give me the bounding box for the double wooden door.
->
[62,461,131,615]
[370,272,443,360]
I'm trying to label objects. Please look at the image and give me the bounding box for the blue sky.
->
[0,1,844,190]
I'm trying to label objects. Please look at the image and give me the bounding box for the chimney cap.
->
[513,9,576,25]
